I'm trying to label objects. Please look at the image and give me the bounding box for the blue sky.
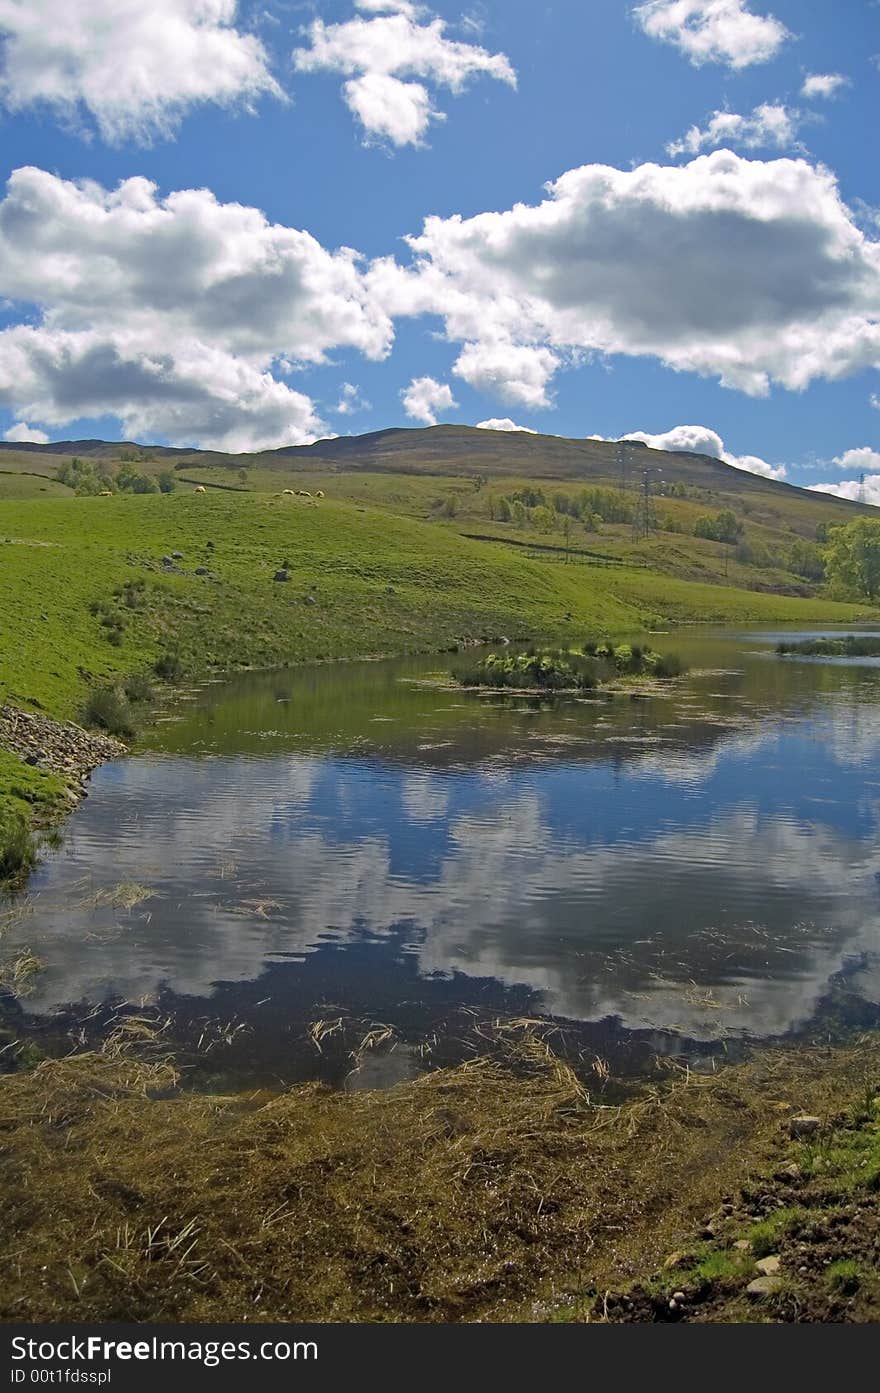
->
[0,0,877,496]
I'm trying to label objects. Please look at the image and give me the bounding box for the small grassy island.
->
[776,635,880,658]
[453,642,685,692]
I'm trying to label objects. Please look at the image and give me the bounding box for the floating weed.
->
[79,882,155,912]
[0,947,43,996]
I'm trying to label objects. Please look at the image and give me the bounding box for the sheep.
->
[315,490,325,498]
[194,485,207,494]
[98,490,113,497]
[282,488,295,495]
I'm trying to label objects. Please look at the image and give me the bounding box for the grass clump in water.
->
[0,813,38,887]
[454,643,686,692]
[777,635,880,658]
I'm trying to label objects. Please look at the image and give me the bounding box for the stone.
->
[194,566,209,575]
[733,1239,751,1252]
[756,1255,781,1276]
[303,594,316,605]
[171,551,183,559]
[789,1115,821,1138]
[273,569,290,583]
[747,1276,783,1298]
[672,1291,686,1303]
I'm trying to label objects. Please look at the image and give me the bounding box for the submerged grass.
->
[3,1028,880,1323]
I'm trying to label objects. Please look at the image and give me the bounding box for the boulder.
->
[273,569,290,583]
[746,1276,783,1298]
[789,1115,821,1138]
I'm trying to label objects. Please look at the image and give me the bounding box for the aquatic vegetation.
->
[0,946,42,996]
[454,643,686,691]
[776,635,880,658]
[0,813,38,887]
[2,1030,880,1323]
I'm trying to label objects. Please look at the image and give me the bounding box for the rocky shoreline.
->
[0,703,126,812]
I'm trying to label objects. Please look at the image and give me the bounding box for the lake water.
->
[5,627,880,1088]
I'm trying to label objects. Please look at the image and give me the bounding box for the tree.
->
[824,519,880,600]
[788,538,824,582]
[694,509,742,544]
[157,470,177,493]
[496,496,512,522]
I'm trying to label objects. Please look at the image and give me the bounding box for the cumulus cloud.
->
[3,420,49,443]
[832,446,880,472]
[293,9,515,146]
[0,0,280,144]
[601,423,786,479]
[475,418,537,433]
[667,102,804,157]
[810,475,880,505]
[453,341,559,409]
[371,149,880,403]
[401,375,456,424]
[801,72,850,100]
[0,166,394,450]
[634,0,789,69]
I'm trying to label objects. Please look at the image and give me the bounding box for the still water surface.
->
[7,627,880,1086]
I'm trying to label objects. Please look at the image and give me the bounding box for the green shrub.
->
[122,673,155,704]
[81,687,136,740]
[154,652,184,682]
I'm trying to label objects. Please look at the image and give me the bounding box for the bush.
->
[154,652,184,682]
[0,815,38,886]
[653,653,684,678]
[82,687,136,740]
[122,673,155,703]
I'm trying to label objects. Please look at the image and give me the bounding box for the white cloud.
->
[832,446,880,472]
[872,394,880,411]
[3,420,49,443]
[401,375,456,424]
[453,341,559,409]
[343,72,441,146]
[293,10,515,146]
[0,0,280,144]
[355,1,420,14]
[667,102,804,157]
[634,0,790,69]
[0,166,394,450]
[475,418,537,433]
[801,72,850,100]
[605,423,786,479]
[333,382,371,415]
[372,150,880,404]
[810,475,880,505]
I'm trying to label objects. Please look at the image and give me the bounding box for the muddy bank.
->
[0,704,125,813]
[2,1027,879,1323]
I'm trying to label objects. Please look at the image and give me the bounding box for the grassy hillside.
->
[3,425,870,602]
[0,440,877,859]
[2,488,873,716]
